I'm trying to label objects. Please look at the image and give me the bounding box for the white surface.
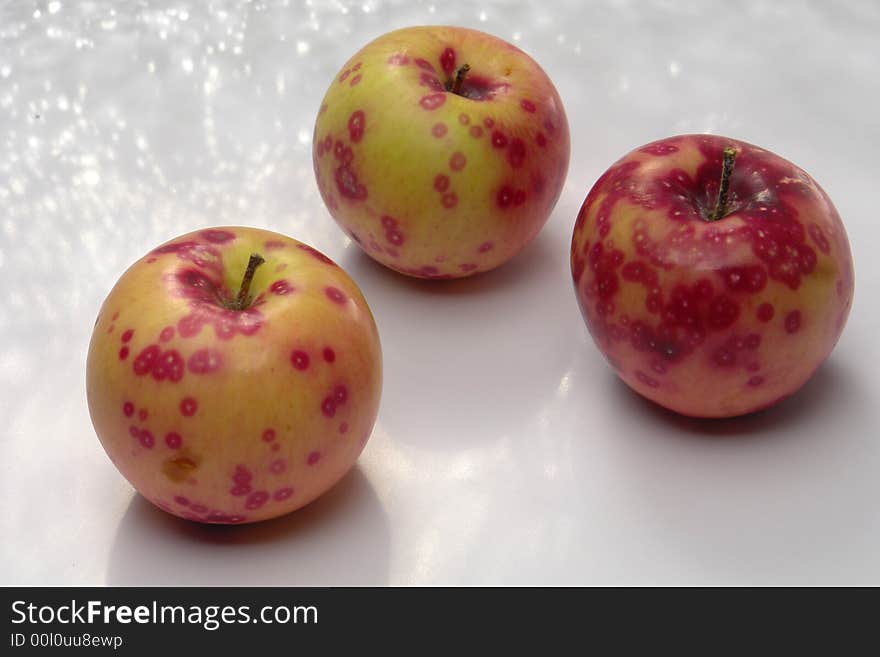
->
[1,0,879,586]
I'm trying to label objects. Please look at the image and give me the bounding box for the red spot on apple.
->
[420,72,443,91]
[334,164,368,200]
[245,491,269,509]
[201,229,235,243]
[387,53,409,66]
[233,465,252,484]
[442,193,458,209]
[187,348,222,374]
[419,93,446,110]
[123,402,134,417]
[269,459,286,474]
[458,113,470,125]
[121,328,134,343]
[440,47,456,75]
[757,303,775,322]
[808,223,830,254]
[290,350,310,370]
[640,140,679,156]
[165,432,182,449]
[478,242,493,253]
[520,99,536,113]
[415,58,434,71]
[434,174,450,192]
[349,74,362,87]
[536,133,547,147]
[264,240,286,250]
[138,408,148,421]
[720,265,767,294]
[339,422,349,434]
[635,370,660,388]
[334,384,348,404]
[321,397,336,418]
[507,138,526,168]
[449,152,466,171]
[307,451,321,465]
[470,125,483,138]
[269,279,293,295]
[133,344,160,376]
[180,397,198,417]
[118,346,129,360]
[785,310,802,333]
[323,347,336,363]
[151,349,185,382]
[460,263,478,272]
[325,286,347,304]
[747,376,765,387]
[712,346,737,367]
[274,487,293,501]
[491,131,508,148]
[177,314,202,338]
[706,296,740,330]
[296,243,336,265]
[432,122,448,138]
[159,326,175,342]
[262,428,276,442]
[348,110,365,143]
[497,185,513,208]
[483,117,495,128]
[174,496,189,506]
[139,430,155,449]
[339,69,351,83]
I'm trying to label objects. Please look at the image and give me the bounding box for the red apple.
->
[571,134,854,418]
[86,227,382,523]
[312,25,570,279]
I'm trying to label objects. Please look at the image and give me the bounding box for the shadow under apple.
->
[105,466,390,586]
[572,357,880,584]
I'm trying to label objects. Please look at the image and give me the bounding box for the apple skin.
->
[312,25,570,279]
[86,227,382,523]
[570,134,854,418]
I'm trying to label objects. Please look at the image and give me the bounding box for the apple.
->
[312,25,570,279]
[86,227,382,523]
[570,134,854,418]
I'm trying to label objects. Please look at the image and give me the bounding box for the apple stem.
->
[449,64,470,95]
[233,253,265,310]
[709,146,737,222]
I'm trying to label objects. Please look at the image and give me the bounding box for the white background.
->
[2,0,878,585]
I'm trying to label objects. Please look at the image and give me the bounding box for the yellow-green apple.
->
[86,227,382,523]
[312,25,570,279]
[571,134,854,418]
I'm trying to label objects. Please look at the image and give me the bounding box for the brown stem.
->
[450,64,470,95]
[708,146,737,222]
[232,253,265,310]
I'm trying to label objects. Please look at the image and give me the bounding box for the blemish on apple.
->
[162,454,198,482]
